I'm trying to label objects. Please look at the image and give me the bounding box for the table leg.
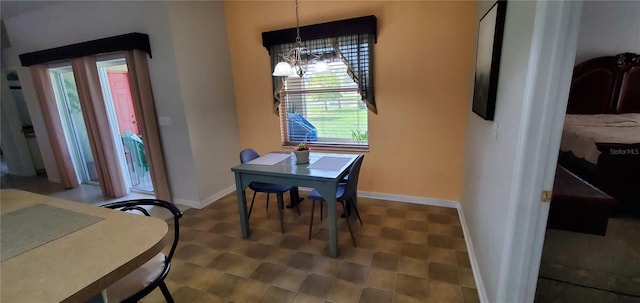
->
[287,187,304,208]
[327,197,338,257]
[234,173,250,238]
[316,186,339,257]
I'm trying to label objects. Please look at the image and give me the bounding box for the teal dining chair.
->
[307,154,364,247]
[240,148,300,233]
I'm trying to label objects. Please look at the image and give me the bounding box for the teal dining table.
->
[231,152,357,257]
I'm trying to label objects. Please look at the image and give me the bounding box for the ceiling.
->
[1,1,60,20]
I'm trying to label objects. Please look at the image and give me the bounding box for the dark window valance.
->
[262,15,377,54]
[19,33,151,67]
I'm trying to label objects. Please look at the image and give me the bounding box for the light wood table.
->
[0,189,169,303]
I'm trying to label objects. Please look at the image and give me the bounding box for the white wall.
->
[1,1,240,206]
[575,1,640,63]
[1,69,36,176]
[461,1,536,302]
[166,1,240,204]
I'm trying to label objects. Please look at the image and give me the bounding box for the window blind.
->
[274,36,370,147]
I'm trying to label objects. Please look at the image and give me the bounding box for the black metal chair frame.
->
[308,154,364,247]
[101,199,183,303]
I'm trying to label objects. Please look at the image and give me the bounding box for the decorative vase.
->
[294,150,309,164]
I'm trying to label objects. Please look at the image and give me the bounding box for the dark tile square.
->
[395,273,428,300]
[371,252,400,271]
[202,234,234,250]
[451,226,464,238]
[428,234,454,249]
[298,273,335,297]
[280,235,306,250]
[288,251,318,271]
[400,242,428,259]
[250,262,285,283]
[209,252,245,271]
[405,220,429,232]
[244,243,274,260]
[336,261,369,284]
[386,208,406,218]
[462,287,480,303]
[380,227,404,241]
[362,214,384,225]
[359,287,393,303]
[208,273,246,297]
[429,263,459,284]
[428,213,452,225]
[258,286,296,303]
[456,251,471,268]
[356,235,378,250]
[210,221,235,234]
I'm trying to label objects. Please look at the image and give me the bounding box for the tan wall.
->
[225,1,476,201]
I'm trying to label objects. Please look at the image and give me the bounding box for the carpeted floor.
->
[535,216,640,303]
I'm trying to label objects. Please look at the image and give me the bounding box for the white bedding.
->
[560,114,640,164]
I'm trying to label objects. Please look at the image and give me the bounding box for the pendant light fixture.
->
[272,0,327,78]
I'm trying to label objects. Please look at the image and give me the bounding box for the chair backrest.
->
[341,154,364,200]
[101,199,183,267]
[122,131,148,171]
[240,148,261,163]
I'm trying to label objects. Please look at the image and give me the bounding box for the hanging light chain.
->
[295,0,301,42]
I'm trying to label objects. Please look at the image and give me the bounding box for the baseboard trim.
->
[357,190,460,209]
[457,204,489,303]
[172,198,201,208]
[201,185,236,208]
[173,185,236,209]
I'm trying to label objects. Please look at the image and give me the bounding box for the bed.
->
[559,52,640,204]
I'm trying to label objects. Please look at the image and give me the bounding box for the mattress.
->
[560,114,640,164]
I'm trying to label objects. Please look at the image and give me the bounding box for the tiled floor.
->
[0,170,479,302]
[0,173,153,206]
[142,193,479,303]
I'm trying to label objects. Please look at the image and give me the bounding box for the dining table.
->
[0,189,169,303]
[231,151,358,257]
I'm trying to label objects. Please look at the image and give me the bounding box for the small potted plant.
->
[293,143,310,164]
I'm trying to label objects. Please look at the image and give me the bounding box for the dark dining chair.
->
[240,148,299,233]
[308,154,364,247]
[100,199,183,303]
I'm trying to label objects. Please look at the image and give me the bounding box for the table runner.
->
[1,204,104,261]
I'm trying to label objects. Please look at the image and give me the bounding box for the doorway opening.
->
[50,66,98,185]
[97,58,154,194]
[48,59,154,195]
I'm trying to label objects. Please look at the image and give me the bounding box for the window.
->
[262,16,377,150]
[273,34,375,149]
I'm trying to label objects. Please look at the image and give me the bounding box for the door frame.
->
[495,1,583,302]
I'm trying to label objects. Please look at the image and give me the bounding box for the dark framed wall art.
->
[472,0,507,121]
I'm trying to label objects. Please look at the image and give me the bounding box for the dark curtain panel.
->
[270,34,376,114]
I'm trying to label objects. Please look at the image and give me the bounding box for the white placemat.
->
[247,153,291,165]
[307,156,352,171]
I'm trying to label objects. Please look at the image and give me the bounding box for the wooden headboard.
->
[566,52,640,114]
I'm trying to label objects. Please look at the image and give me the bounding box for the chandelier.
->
[272,0,328,78]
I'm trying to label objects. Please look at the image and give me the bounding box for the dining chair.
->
[100,199,183,303]
[308,154,364,247]
[240,148,300,233]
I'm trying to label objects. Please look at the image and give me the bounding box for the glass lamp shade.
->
[314,61,329,73]
[273,62,293,76]
[288,65,303,78]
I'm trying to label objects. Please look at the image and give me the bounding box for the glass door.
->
[97,58,154,194]
[49,66,99,184]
